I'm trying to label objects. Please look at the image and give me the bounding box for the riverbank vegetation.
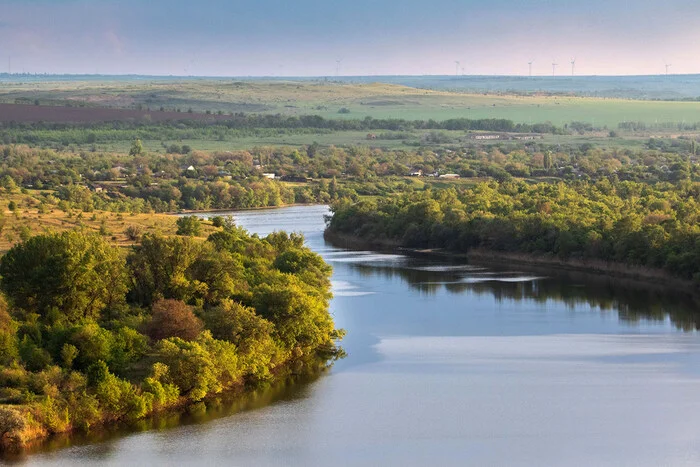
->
[0,222,343,448]
[326,180,700,285]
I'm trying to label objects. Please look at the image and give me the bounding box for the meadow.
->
[2,79,700,129]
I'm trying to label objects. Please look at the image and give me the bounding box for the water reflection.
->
[334,255,700,331]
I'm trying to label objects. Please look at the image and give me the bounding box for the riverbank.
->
[323,230,699,295]
[178,202,325,216]
[0,355,331,456]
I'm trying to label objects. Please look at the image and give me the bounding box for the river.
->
[11,205,700,466]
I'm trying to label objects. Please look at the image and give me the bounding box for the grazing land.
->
[2,79,700,128]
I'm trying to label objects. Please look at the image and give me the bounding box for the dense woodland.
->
[0,223,343,446]
[327,180,700,283]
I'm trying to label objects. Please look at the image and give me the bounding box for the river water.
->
[13,205,700,466]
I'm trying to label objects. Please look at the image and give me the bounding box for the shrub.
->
[124,225,142,241]
[0,406,27,443]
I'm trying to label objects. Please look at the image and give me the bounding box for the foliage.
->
[146,299,203,342]
[176,216,202,236]
[0,220,341,445]
[0,231,127,324]
[328,180,700,283]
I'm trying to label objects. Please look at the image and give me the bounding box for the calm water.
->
[12,205,700,466]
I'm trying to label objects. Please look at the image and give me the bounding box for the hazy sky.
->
[2,0,700,76]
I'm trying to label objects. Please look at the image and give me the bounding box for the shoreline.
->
[176,203,326,216]
[323,230,699,295]
[0,356,329,455]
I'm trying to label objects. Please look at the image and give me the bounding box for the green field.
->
[3,79,700,128]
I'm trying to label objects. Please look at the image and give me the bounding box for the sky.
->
[1,0,700,76]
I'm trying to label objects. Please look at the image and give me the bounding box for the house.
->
[262,173,276,179]
[438,173,460,179]
[409,169,423,177]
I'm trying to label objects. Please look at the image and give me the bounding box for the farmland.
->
[2,79,700,128]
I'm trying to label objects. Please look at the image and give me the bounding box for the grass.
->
[74,130,651,155]
[0,191,220,252]
[3,79,700,128]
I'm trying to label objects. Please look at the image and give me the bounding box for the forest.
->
[326,180,700,283]
[0,222,343,447]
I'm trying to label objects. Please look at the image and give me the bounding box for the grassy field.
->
[3,79,700,128]
[0,191,220,252]
[73,129,651,155]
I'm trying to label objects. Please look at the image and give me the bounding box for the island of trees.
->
[0,222,343,448]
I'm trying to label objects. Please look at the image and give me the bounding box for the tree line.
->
[327,179,700,283]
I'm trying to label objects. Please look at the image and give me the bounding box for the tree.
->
[0,295,17,365]
[2,175,17,193]
[252,275,335,353]
[543,151,553,170]
[129,139,144,157]
[0,231,128,323]
[157,334,222,401]
[147,299,203,341]
[127,234,204,306]
[176,216,202,236]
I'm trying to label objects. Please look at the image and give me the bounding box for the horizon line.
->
[0,72,697,80]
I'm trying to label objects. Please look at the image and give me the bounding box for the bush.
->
[210,216,234,229]
[95,373,147,421]
[0,406,26,443]
[124,225,143,241]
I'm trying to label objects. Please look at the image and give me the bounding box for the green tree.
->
[127,234,204,306]
[129,139,144,157]
[176,216,202,236]
[0,231,128,323]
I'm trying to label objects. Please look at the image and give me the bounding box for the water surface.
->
[15,205,700,466]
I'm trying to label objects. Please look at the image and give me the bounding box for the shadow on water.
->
[1,361,331,464]
[343,256,700,332]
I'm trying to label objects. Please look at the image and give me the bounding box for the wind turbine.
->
[528,60,534,77]
[570,58,576,76]
[454,61,461,76]
[335,59,342,77]
[552,61,558,76]
[664,62,672,75]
